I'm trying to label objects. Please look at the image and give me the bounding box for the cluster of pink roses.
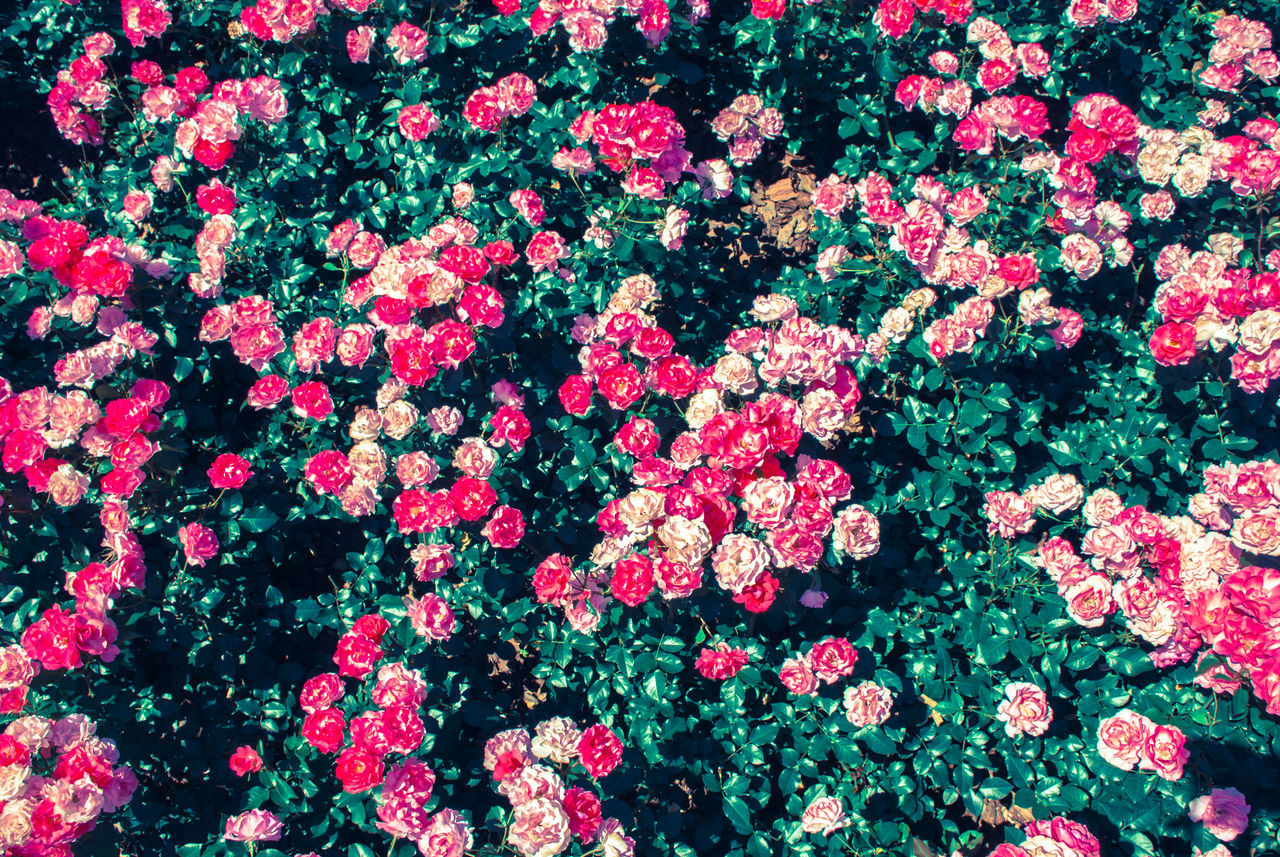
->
[186,179,238,298]
[1146,240,1280,392]
[0,381,168,698]
[1096,709,1188,781]
[0,714,138,854]
[1063,0,1136,29]
[386,398,528,550]
[294,616,457,821]
[777,637,857,695]
[463,73,538,133]
[508,0,674,53]
[816,168,1083,360]
[46,32,118,145]
[982,473,1085,539]
[1198,14,1278,93]
[483,720,628,857]
[238,0,372,43]
[986,816,1100,857]
[870,0,972,39]
[541,283,879,628]
[1011,462,1280,713]
[555,101,690,201]
[711,95,783,167]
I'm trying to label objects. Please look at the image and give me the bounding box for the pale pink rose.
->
[223,809,283,842]
[427,406,463,436]
[1082,488,1124,527]
[833,505,880,559]
[419,809,473,857]
[1029,474,1085,515]
[506,797,569,857]
[1063,574,1116,627]
[121,190,152,222]
[801,796,850,835]
[996,682,1052,737]
[843,681,894,727]
[710,534,769,594]
[410,543,453,581]
[0,645,36,691]
[46,464,90,506]
[531,717,581,765]
[1097,710,1152,771]
[396,452,439,488]
[1188,788,1250,842]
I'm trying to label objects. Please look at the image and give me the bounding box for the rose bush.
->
[0,0,1277,855]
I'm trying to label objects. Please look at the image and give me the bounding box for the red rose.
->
[196,182,237,215]
[481,505,525,549]
[335,747,385,793]
[615,417,660,457]
[1149,321,1198,366]
[302,707,346,753]
[733,572,779,613]
[996,254,1040,291]
[334,632,382,678]
[751,0,785,19]
[103,397,150,436]
[483,240,519,266]
[439,245,491,282]
[651,355,697,398]
[352,614,389,643]
[21,606,82,671]
[809,637,858,683]
[208,453,252,490]
[305,450,354,496]
[558,375,593,416]
[563,787,602,839]
[291,381,334,420]
[457,284,505,328]
[611,554,655,607]
[577,725,623,778]
[449,476,498,521]
[632,327,674,359]
[389,330,436,386]
[489,405,531,452]
[597,363,644,410]
[229,745,263,777]
[425,319,477,369]
[952,113,993,153]
[533,554,573,605]
[193,138,234,170]
[1064,128,1112,164]
[247,374,290,409]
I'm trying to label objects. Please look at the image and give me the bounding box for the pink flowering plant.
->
[0,0,1278,855]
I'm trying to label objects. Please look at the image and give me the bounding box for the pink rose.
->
[1188,788,1250,842]
[1097,710,1152,771]
[224,809,283,842]
[801,796,850,835]
[178,522,219,567]
[995,682,1052,737]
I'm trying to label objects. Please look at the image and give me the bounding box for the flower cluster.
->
[982,473,1085,538]
[1096,709,1188,781]
[777,636,856,695]
[1015,461,1280,714]
[871,0,972,39]
[1147,240,1280,393]
[484,721,630,857]
[46,32,117,145]
[1198,15,1278,93]
[463,73,538,133]
[0,713,138,853]
[541,284,880,629]
[557,102,690,200]
[710,95,784,167]
[985,816,1100,857]
[516,0,674,53]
